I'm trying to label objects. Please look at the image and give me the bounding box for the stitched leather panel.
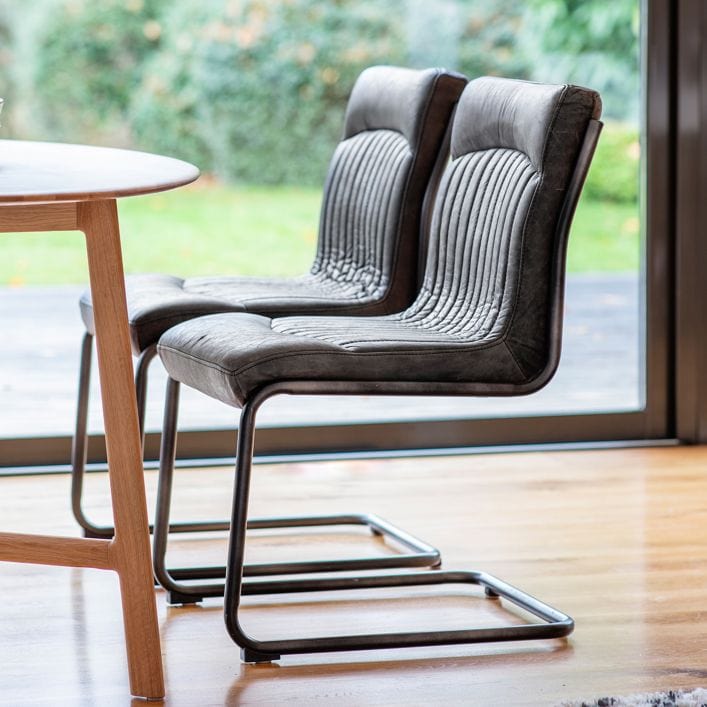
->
[310,130,410,299]
[80,131,413,350]
[157,146,540,406]
[187,131,411,307]
[273,148,537,349]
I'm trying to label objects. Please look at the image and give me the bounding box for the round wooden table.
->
[0,139,199,700]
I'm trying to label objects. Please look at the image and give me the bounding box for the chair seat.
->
[80,272,389,354]
[157,311,529,408]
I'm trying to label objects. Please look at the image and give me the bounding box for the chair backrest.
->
[409,76,602,385]
[311,65,466,314]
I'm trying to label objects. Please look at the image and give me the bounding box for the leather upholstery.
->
[80,66,467,354]
[158,77,602,408]
[451,77,602,168]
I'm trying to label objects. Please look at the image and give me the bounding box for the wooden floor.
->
[1,445,707,706]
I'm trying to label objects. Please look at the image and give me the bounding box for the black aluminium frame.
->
[675,0,707,443]
[0,0,679,471]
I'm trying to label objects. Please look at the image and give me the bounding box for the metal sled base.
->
[157,512,442,605]
[233,569,574,663]
[222,385,574,663]
[154,378,442,604]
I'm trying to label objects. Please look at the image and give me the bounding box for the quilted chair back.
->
[311,66,467,314]
[408,77,602,383]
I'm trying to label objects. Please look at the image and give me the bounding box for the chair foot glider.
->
[155,75,602,659]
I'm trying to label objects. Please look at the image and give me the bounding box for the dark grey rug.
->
[557,688,707,707]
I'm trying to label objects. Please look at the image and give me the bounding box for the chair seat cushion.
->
[80,272,389,354]
[157,312,528,408]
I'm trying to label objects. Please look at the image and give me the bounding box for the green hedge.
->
[26,0,541,185]
[128,2,211,170]
[22,0,638,200]
[32,0,168,144]
[584,122,639,204]
[133,0,406,184]
[131,0,535,184]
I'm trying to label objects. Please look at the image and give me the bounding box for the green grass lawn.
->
[0,182,638,286]
[567,196,639,273]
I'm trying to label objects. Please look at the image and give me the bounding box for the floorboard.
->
[1,445,706,706]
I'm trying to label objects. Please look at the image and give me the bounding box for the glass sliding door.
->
[0,0,671,466]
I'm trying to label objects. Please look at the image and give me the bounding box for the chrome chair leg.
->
[71,339,158,539]
[70,332,111,538]
[153,378,442,605]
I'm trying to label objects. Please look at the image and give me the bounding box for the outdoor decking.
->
[0,273,639,440]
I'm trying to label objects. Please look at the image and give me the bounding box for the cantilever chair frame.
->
[73,301,443,604]
[160,118,602,661]
[154,376,442,604]
[225,380,576,663]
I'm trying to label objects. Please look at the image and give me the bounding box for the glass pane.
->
[0,0,641,439]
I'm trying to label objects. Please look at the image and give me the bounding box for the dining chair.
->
[155,76,603,660]
[72,65,466,592]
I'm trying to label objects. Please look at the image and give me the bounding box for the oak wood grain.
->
[0,202,77,231]
[0,532,112,569]
[78,199,164,700]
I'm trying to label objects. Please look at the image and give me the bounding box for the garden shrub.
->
[20,0,639,202]
[584,122,639,204]
[455,0,534,81]
[32,0,168,144]
[522,0,639,122]
[132,0,406,184]
[129,1,212,169]
[131,0,539,184]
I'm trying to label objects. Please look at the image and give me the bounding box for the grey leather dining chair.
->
[156,76,603,661]
[72,65,466,589]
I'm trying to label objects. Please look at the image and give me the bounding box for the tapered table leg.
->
[79,199,165,700]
